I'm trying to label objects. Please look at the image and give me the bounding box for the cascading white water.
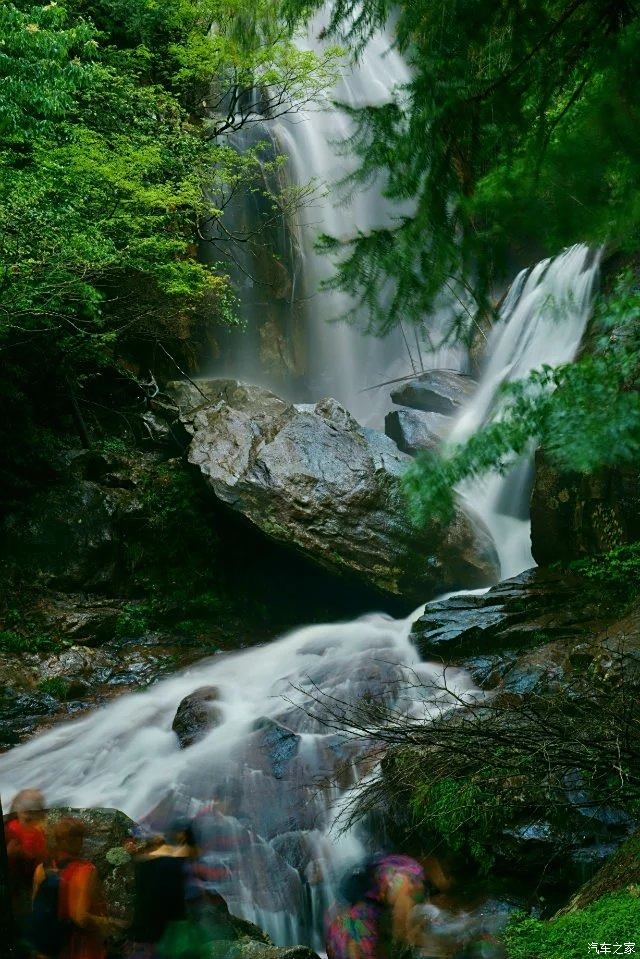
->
[0,608,477,949]
[213,11,464,425]
[451,244,600,579]
[269,11,412,424]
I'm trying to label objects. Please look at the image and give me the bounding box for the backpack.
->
[29,864,72,958]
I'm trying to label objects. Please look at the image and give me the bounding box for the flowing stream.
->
[0,608,478,949]
[211,11,462,425]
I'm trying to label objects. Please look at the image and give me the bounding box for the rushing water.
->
[0,608,478,949]
[450,244,600,579]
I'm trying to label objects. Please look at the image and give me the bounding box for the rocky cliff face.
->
[531,450,640,564]
[170,379,499,603]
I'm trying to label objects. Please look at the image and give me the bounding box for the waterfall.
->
[0,246,601,949]
[0,608,477,950]
[451,244,600,579]
[210,11,464,426]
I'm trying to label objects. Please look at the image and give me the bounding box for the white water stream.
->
[0,609,477,949]
[213,10,463,425]
[452,244,600,578]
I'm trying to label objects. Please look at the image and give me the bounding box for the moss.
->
[407,772,509,873]
[37,677,71,699]
[504,891,640,959]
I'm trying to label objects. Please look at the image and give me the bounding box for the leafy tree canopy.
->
[285,0,640,337]
[0,0,337,500]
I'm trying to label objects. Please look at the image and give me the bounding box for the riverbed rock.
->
[390,370,476,415]
[557,830,640,914]
[530,450,640,564]
[172,685,223,748]
[410,567,610,666]
[169,379,498,602]
[384,409,449,455]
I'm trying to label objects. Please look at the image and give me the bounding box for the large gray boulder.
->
[168,379,498,603]
[172,686,223,748]
[391,370,476,415]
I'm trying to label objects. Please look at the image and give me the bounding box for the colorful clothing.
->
[325,898,384,959]
[33,858,107,959]
[325,855,425,959]
[370,855,425,904]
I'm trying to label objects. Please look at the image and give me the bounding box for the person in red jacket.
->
[5,789,48,953]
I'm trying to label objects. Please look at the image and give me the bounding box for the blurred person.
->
[5,789,48,954]
[31,816,108,959]
[128,820,210,959]
[325,854,426,959]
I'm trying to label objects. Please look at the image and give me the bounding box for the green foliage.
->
[409,775,505,873]
[504,892,640,959]
[403,277,640,524]
[115,603,150,638]
[570,542,640,597]
[0,0,336,502]
[285,0,640,337]
[0,629,57,654]
[37,677,72,700]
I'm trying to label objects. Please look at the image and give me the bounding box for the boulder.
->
[169,379,498,603]
[172,686,223,748]
[39,594,121,646]
[557,831,640,914]
[411,567,610,665]
[384,409,449,455]
[531,450,640,564]
[390,370,476,415]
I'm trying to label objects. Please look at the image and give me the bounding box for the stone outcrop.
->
[390,370,476,415]
[169,379,498,603]
[531,450,640,564]
[172,686,223,748]
[384,409,449,455]
[410,567,606,662]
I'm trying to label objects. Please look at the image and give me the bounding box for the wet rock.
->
[39,594,121,646]
[558,831,640,913]
[172,686,223,748]
[251,718,300,780]
[384,409,449,455]
[531,450,640,564]
[140,410,172,446]
[237,947,320,959]
[411,567,608,665]
[169,379,498,602]
[390,370,476,415]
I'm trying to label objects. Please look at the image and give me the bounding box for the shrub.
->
[504,892,640,959]
[569,542,640,599]
[0,630,57,654]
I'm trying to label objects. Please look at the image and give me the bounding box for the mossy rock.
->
[559,831,640,913]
